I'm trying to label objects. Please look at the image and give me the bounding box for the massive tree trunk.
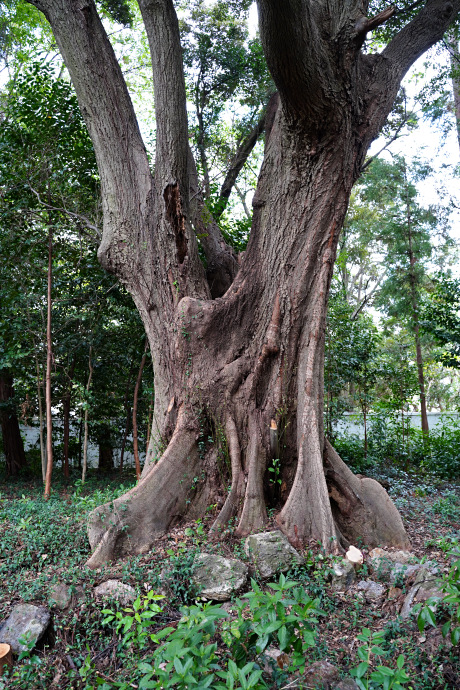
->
[0,370,27,476]
[27,0,459,567]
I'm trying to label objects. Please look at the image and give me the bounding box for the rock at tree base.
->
[356,580,385,602]
[245,531,303,579]
[304,660,340,688]
[192,553,248,601]
[93,580,136,605]
[332,680,359,689]
[49,583,85,610]
[369,548,439,587]
[331,559,355,591]
[400,568,444,620]
[0,605,50,653]
[368,548,421,584]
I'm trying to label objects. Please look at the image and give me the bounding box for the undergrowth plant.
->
[350,628,411,690]
[102,591,166,648]
[417,550,460,646]
[223,573,322,674]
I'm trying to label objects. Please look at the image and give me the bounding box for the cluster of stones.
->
[0,532,449,688]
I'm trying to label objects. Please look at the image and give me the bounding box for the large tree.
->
[24,0,459,567]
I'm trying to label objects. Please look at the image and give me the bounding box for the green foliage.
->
[163,550,200,605]
[335,412,460,478]
[432,490,460,520]
[0,477,135,605]
[351,628,411,690]
[325,289,381,437]
[422,275,460,369]
[417,550,460,646]
[224,574,322,673]
[102,591,166,648]
[97,0,132,26]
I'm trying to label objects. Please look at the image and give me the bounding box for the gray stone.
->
[0,604,50,653]
[356,580,385,602]
[192,553,248,601]
[93,580,136,605]
[389,563,421,584]
[332,679,359,690]
[368,549,428,584]
[369,548,413,565]
[400,573,444,620]
[49,584,85,610]
[304,660,340,688]
[49,584,72,610]
[245,531,303,579]
[331,559,355,591]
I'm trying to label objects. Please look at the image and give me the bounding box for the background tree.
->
[422,274,460,369]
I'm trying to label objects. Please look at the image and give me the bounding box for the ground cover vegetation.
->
[1,0,460,686]
[0,473,459,688]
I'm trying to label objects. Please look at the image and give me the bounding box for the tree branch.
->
[382,0,460,82]
[256,0,336,119]
[359,0,460,149]
[137,0,189,199]
[217,111,266,218]
[29,187,101,239]
[25,0,154,279]
[355,5,396,37]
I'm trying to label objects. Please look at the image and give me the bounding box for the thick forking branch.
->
[137,0,189,199]
[217,110,267,218]
[355,5,396,37]
[359,0,460,149]
[255,0,338,120]
[25,0,153,281]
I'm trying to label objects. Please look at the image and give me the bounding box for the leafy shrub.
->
[350,628,411,689]
[102,591,166,648]
[417,549,460,646]
[334,413,460,478]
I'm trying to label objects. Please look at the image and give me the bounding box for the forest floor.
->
[0,465,459,689]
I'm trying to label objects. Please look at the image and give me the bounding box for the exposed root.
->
[324,439,410,550]
[277,403,339,551]
[86,407,200,568]
[235,416,268,536]
[210,414,246,532]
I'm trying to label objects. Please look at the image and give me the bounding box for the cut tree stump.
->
[0,644,12,676]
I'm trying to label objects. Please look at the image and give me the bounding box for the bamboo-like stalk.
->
[44,227,54,500]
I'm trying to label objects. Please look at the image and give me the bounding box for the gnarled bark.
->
[26,0,460,566]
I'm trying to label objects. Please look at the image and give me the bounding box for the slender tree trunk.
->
[404,169,429,437]
[363,405,368,459]
[44,227,54,500]
[448,32,460,150]
[132,340,148,481]
[119,358,135,473]
[0,370,27,476]
[62,355,76,479]
[34,353,46,481]
[146,395,154,453]
[82,347,93,484]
